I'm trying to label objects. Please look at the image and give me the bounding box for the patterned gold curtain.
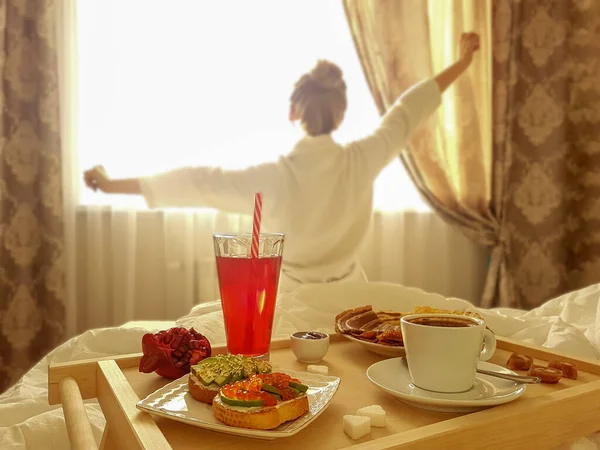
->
[493,0,600,307]
[0,0,64,392]
[342,0,510,306]
[344,0,600,308]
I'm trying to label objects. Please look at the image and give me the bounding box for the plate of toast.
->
[335,305,483,358]
[137,354,340,440]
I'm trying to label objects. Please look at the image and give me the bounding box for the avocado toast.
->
[188,354,272,404]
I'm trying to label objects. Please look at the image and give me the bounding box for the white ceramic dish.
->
[137,368,341,440]
[366,358,525,413]
[342,333,405,358]
[290,331,330,363]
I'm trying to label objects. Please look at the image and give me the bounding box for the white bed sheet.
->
[2,283,600,449]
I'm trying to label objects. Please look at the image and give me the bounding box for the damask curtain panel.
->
[0,0,65,392]
[342,0,505,305]
[493,0,600,308]
[345,0,600,309]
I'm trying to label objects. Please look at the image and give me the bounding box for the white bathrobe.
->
[139,78,442,291]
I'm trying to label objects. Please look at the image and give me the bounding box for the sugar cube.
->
[343,415,371,440]
[356,405,386,427]
[307,364,328,376]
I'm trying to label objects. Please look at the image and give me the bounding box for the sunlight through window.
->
[77,0,429,212]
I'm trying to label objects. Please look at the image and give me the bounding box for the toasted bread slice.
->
[188,373,220,404]
[212,393,309,430]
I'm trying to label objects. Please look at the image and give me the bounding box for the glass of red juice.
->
[213,233,284,358]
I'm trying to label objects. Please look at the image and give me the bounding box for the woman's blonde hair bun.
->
[290,60,347,136]
[308,60,345,90]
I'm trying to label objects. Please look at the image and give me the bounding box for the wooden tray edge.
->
[340,380,600,450]
[47,333,600,405]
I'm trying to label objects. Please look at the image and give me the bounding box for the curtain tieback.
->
[491,231,509,259]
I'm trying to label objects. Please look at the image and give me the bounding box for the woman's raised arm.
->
[346,32,480,181]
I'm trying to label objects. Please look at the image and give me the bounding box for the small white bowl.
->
[290,331,330,363]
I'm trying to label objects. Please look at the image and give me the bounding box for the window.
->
[77,0,428,211]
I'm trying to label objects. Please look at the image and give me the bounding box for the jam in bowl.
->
[292,331,329,340]
[290,331,330,363]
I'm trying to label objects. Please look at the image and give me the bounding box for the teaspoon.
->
[401,357,541,384]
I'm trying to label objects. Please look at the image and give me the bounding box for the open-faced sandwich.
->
[213,372,310,430]
[188,354,272,404]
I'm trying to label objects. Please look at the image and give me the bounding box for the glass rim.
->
[213,232,284,239]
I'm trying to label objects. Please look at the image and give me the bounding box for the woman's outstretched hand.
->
[434,32,480,93]
[84,165,110,192]
[83,166,142,195]
[459,32,480,67]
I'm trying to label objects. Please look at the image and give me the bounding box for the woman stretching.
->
[84,33,480,293]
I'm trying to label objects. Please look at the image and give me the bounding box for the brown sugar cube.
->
[507,353,533,371]
[527,364,543,375]
[547,361,578,380]
[529,366,562,384]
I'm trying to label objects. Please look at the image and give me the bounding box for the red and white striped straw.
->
[251,192,263,259]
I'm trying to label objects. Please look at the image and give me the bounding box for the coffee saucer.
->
[366,358,526,413]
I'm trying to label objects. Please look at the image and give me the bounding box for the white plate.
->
[342,333,405,358]
[136,369,341,440]
[366,358,525,413]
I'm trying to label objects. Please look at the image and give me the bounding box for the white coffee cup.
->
[400,313,497,393]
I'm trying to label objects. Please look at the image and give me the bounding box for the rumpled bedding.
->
[2,282,600,449]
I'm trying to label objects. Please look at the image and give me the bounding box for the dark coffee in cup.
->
[407,316,477,328]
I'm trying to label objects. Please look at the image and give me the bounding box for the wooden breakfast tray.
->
[48,335,600,450]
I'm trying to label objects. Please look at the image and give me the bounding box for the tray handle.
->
[59,376,97,450]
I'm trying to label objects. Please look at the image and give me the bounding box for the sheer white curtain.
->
[57,0,79,338]
[64,0,487,335]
